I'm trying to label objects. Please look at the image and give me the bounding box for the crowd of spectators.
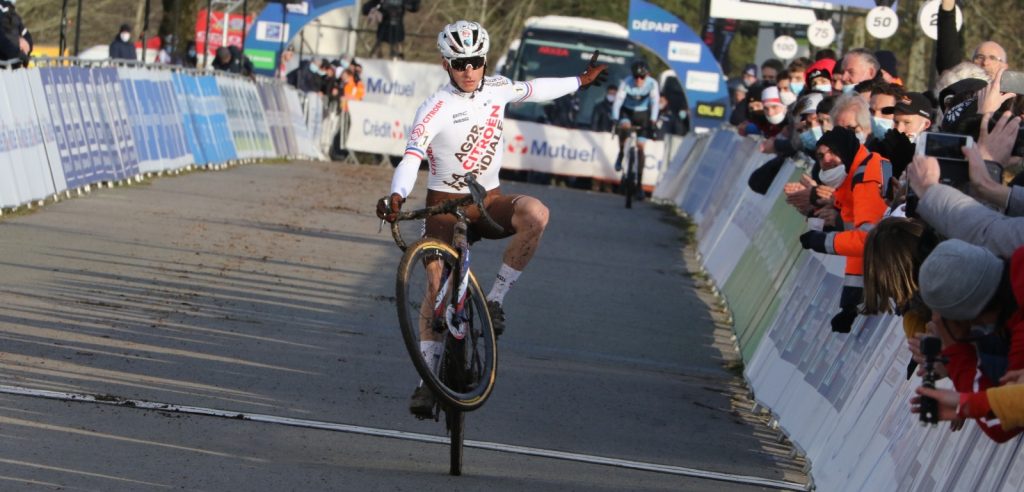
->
[734,0,1024,441]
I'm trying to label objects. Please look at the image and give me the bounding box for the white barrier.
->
[652,129,1024,491]
[0,63,326,211]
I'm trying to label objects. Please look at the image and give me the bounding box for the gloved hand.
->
[880,129,915,177]
[375,193,405,223]
[579,50,608,88]
[831,307,858,333]
[799,230,828,253]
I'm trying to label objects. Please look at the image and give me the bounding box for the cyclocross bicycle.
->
[620,127,641,209]
[386,174,500,476]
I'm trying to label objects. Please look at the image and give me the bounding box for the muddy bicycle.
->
[385,174,500,475]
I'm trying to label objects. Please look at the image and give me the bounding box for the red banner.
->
[195,9,255,56]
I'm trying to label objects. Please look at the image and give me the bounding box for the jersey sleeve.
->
[611,80,627,121]
[504,76,581,104]
[389,96,448,198]
[649,80,661,121]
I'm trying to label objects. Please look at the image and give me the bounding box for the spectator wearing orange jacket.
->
[799,127,890,332]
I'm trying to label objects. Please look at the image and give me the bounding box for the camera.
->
[918,336,943,426]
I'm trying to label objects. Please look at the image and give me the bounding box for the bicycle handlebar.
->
[388,175,505,251]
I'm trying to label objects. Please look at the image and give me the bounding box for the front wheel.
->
[623,147,636,209]
[396,239,498,411]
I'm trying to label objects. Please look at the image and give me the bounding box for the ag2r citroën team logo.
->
[506,134,528,154]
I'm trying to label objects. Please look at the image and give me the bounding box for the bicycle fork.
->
[432,217,473,340]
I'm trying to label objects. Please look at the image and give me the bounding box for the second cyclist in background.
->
[612,60,660,201]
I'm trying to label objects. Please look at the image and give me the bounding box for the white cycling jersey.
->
[389,75,581,198]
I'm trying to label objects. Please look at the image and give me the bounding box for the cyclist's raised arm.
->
[499,76,581,105]
[390,95,449,198]
[611,80,627,122]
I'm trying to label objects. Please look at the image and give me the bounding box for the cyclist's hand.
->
[375,193,405,223]
[579,50,608,88]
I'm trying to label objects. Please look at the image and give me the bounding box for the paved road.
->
[0,162,807,490]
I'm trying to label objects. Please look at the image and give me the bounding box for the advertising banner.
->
[356,58,450,111]
[218,76,276,159]
[345,99,663,185]
[628,0,730,131]
[0,69,57,205]
[196,9,256,59]
[26,69,67,194]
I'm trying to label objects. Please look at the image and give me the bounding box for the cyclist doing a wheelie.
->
[612,60,660,201]
[375,20,608,416]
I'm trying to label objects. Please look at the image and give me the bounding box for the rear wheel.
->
[396,239,498,411]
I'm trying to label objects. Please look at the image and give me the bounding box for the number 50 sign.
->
[866,6,899,39]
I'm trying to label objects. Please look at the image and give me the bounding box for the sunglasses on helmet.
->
[449,56,485,72]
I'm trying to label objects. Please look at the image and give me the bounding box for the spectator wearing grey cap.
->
[917,238,1024,443]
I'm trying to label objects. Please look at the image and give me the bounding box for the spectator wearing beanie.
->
[737,82,767,136]
[806,60,834,95]
[798,126,889,333]
[875,50,903,86]
[916,239,1024,442]
[757,86,789,139]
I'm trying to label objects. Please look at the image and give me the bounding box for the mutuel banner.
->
[345,100,663,186]
[628,0,730,131]
[356,59,450,110]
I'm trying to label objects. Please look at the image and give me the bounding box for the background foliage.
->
[18,0,1022,92]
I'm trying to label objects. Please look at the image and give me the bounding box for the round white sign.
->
[772,35,799,60]
[866,6,899,39]
[918,0,963,41]
[807,20,836,48]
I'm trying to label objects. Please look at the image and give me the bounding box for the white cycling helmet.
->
[437,20,490,60]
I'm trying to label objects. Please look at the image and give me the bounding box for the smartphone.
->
[1000,70,1024,95]
[915,132,974,159]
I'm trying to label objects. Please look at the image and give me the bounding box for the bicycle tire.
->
[447,408,464,475]
[624,147,635,209]
[396,239,498,411]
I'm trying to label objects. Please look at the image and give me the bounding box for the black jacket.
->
[109,36,137,60]
[362,0,421,43]
[591,99,615,132]
[935,3,962,74]
[0,3,29,65]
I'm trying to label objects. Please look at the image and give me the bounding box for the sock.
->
[486,264,522,305]
[419,340,442,377]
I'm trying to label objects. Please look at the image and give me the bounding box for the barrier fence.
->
[652,129,1024,491]
[0,60,326,210]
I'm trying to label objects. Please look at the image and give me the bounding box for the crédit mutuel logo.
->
[506,134,599,162]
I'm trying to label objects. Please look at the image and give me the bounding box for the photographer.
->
[910,239,1024,442]
[914,372,1024,431]
[908,111,1024,260]
[797,127,889,333]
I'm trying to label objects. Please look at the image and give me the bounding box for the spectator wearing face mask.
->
[761,58,784,85]
[805,61,834,95]
[776,72,798,108]
[655,95,685,138]
[787,58,809,96]
[830,93,873,145]
[591,85,618,132]
[182,40,198,68]
[839,48,881,95]
[743,85,788,138]
[109,23,137,61]
[798,126,890,333]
